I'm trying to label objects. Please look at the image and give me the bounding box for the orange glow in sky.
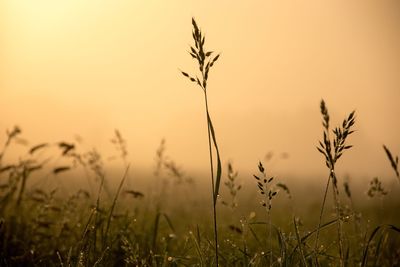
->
[1,0,400,180]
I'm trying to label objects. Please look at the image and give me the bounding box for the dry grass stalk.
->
[181,17,221,266]
[253,161,278,266]
[221,162,241,210]
[314,99,356,267]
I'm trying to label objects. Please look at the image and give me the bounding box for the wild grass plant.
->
[181,17,222,266]
[253,162,278,266]
[314,100,356,266]
[0,120,400,266]
[0,18,399,267]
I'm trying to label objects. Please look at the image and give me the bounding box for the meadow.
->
[1,18,400,267]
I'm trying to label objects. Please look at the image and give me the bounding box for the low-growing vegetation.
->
[1,18,399,267]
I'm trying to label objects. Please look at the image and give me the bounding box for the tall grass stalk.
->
[103,165,130,248]
[181,18,222,266]
[253,162,278,266]
[294,217,308,267]
[314,99,355,267]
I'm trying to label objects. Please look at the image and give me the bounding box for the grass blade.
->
[207,111,222,203]
[361,224,400,267]
[104,165,130,248]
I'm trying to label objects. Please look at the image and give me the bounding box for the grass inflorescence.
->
[0,19,399,267]
[181,17,222,266]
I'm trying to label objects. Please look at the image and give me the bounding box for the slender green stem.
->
[331,172,344,267]
[16,170,28,207]
[268,211,272,267]
[104,165,130,249]
[313,171,344,267]
[294,216,308,267]
[313,174,331,265]
[204,90,219,267]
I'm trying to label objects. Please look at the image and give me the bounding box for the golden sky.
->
[1,0,399,180]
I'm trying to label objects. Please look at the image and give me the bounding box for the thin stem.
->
[0,136,12,166]
[94,173,105,261]
[103,165,130,249]
[313,173,331,265]
[331,172,344,267]
[204,90,219,267]
[314,171,344,267]
[268,211,272,267]
[294,216,308,267]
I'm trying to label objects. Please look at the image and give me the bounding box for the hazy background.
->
[1,0,399,183]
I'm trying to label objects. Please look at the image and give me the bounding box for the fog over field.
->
[1,0,400,181]
[1,2,400,266]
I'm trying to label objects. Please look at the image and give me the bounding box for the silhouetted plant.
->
[367,177,388,198]
[221,162,241,210]
[383,145,399,183]
[315,99,356,267]
[253,161,278,266]
[111,129,128,166]
[181,17,222,266]
[0,126,22,165]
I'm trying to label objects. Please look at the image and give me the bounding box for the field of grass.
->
[1,18,400,267]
